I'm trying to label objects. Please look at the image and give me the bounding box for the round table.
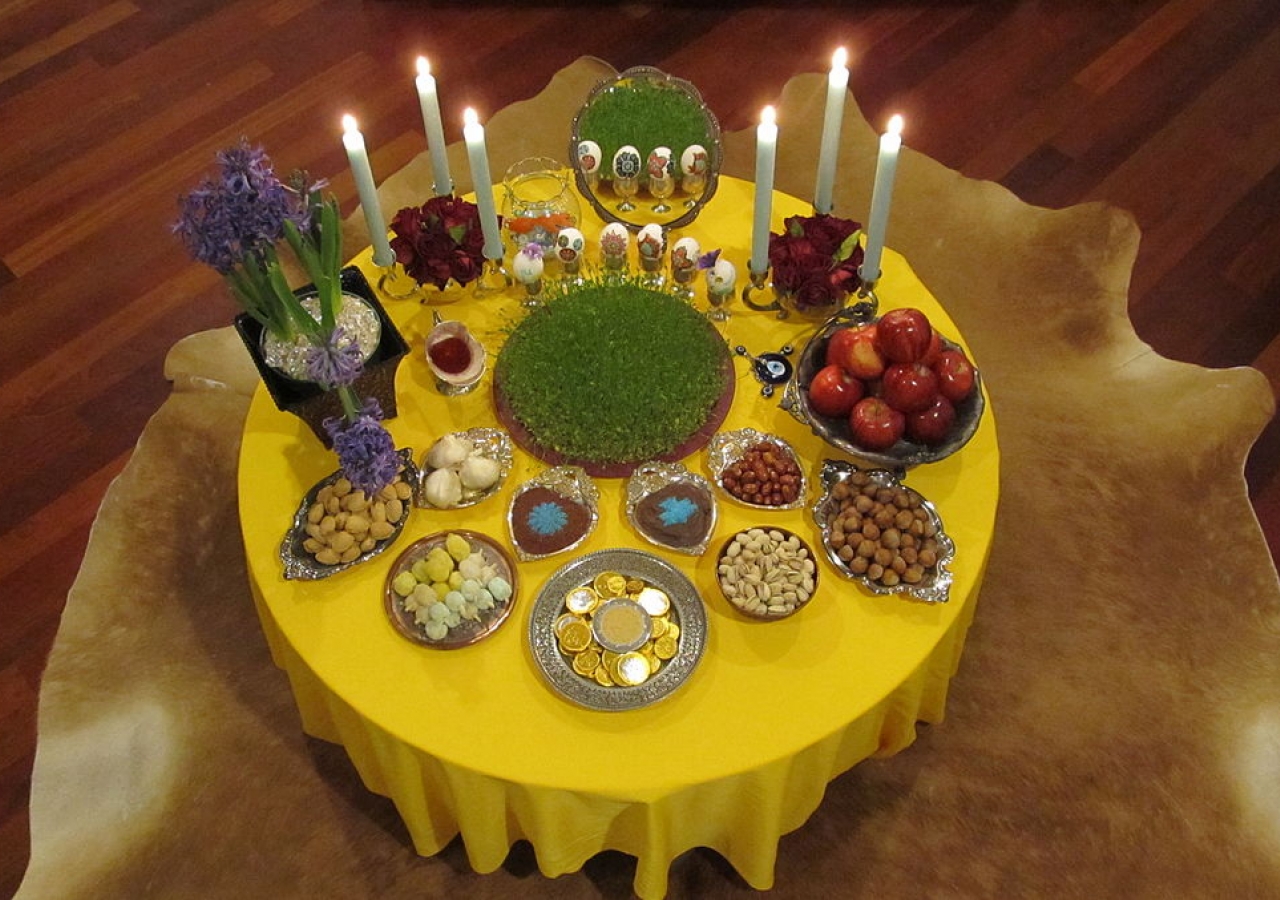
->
[237,176,1000,898]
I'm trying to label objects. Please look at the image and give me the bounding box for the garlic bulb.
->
[423,467,463,508]
[459,455,501,491]
[426,434,472,470]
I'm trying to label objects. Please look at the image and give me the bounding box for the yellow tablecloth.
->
[237,176,999,898]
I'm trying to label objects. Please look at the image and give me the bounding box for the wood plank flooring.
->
[3,1,1279,893]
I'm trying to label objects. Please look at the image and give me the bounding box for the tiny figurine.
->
[612,145,641,212]
[647,146,675,213]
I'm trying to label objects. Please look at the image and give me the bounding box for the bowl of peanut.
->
[811,460,954,603]
[715,526,818,618]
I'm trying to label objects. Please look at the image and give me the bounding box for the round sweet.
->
[494,281,732,475]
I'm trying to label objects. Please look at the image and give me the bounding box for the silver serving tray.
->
[506,465,600,562]
[280,448,419,581]
[705,428,808,511]
[625,461,717,556]
[782,315,985,469]
[810,459,954,603]
[418,427,513,509]
[528,548,707,711]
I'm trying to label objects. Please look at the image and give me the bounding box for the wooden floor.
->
[3,0,1279,893]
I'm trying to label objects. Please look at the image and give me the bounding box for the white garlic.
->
[459,454,500,491]
[426,434,472,470]
[423,467,463,508]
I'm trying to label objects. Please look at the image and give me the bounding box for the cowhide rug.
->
[17,58,1280,899]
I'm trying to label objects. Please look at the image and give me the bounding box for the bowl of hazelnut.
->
[811,460,954,603]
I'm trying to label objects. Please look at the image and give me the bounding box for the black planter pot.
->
[233,266,410,448]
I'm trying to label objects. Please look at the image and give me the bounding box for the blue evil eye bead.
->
[577,140,601,174]
[613,145,641,179]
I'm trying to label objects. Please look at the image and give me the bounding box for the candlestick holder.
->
[472,257,512,298]
[852,274,880,321]
[376,262,425,302]
[741,268,782,316]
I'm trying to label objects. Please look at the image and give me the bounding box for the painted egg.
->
[577,140,602,174]
[671,236,700,267]
[681,144,709,176]
[512,245,545,285]
[637,223,665,257]
[612,145,642,179]
[707,257,737,291]
[600,222,630,255]
[647,146,673,179]
[556,226,585,263]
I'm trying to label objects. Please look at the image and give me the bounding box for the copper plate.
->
[383,529,519,648]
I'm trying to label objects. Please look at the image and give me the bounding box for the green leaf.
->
[836,229,862,263]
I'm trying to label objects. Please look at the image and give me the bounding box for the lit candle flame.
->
[463,107,479,128]
[833,47,848,70]
[761,105,776,127]
[416,56,430,77]
[887,113,904,135]
[342,113,358,134]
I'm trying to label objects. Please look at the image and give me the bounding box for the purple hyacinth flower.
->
[305,327,364,389]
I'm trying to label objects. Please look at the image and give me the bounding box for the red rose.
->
[389,196,487,290]
[766,212,865,301]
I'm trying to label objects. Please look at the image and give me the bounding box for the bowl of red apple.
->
[783,307,984,468]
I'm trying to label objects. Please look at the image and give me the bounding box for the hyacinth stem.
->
[337,384,362,422]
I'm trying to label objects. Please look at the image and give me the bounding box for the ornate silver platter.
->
[706,428,808,511]
[383,530,518,649]
[418,427,513,509]
[528,548,708,711]
[625,461,717,556]
[507,465,600,562]
[280,448,419,581]
[570,65,721,232]
[783,314,985,469]
[810,460,954,603]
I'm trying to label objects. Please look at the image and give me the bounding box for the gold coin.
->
[644,650,662,675]
[555,612,583,636]
[653,634,679,660]
[565,586,599,615]
[572,647,601,676]
[558,619,592,653]
[601,649,621,668]
[625,577,645,596]
[649,616,668,639]
[635,586,670,616]
[593,665,615,687]
[592,572,620,596]
[606,574,628,597]
[616,652,651,686]
[664,621,681,642]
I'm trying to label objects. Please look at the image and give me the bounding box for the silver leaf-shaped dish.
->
[280,448,419,581]
[706,428,807,511]
[507,465,600,562]
[810,459,954,603]
[625,461,718,556]
[417,427,513,509]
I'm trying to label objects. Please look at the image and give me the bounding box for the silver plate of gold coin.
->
[528,548,707,710]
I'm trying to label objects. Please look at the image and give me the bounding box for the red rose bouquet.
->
[389,195,489,290]
[768,212,864,312]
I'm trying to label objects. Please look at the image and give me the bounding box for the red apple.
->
[825,327,859,369]
[807,363,864,417]
[920,329,944,367]
[836,324,886,380]
[906,394,956,445]
[933,349,976,403]
[881,362,939,413]
[876,308,933,363]
[849,397,905,451]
